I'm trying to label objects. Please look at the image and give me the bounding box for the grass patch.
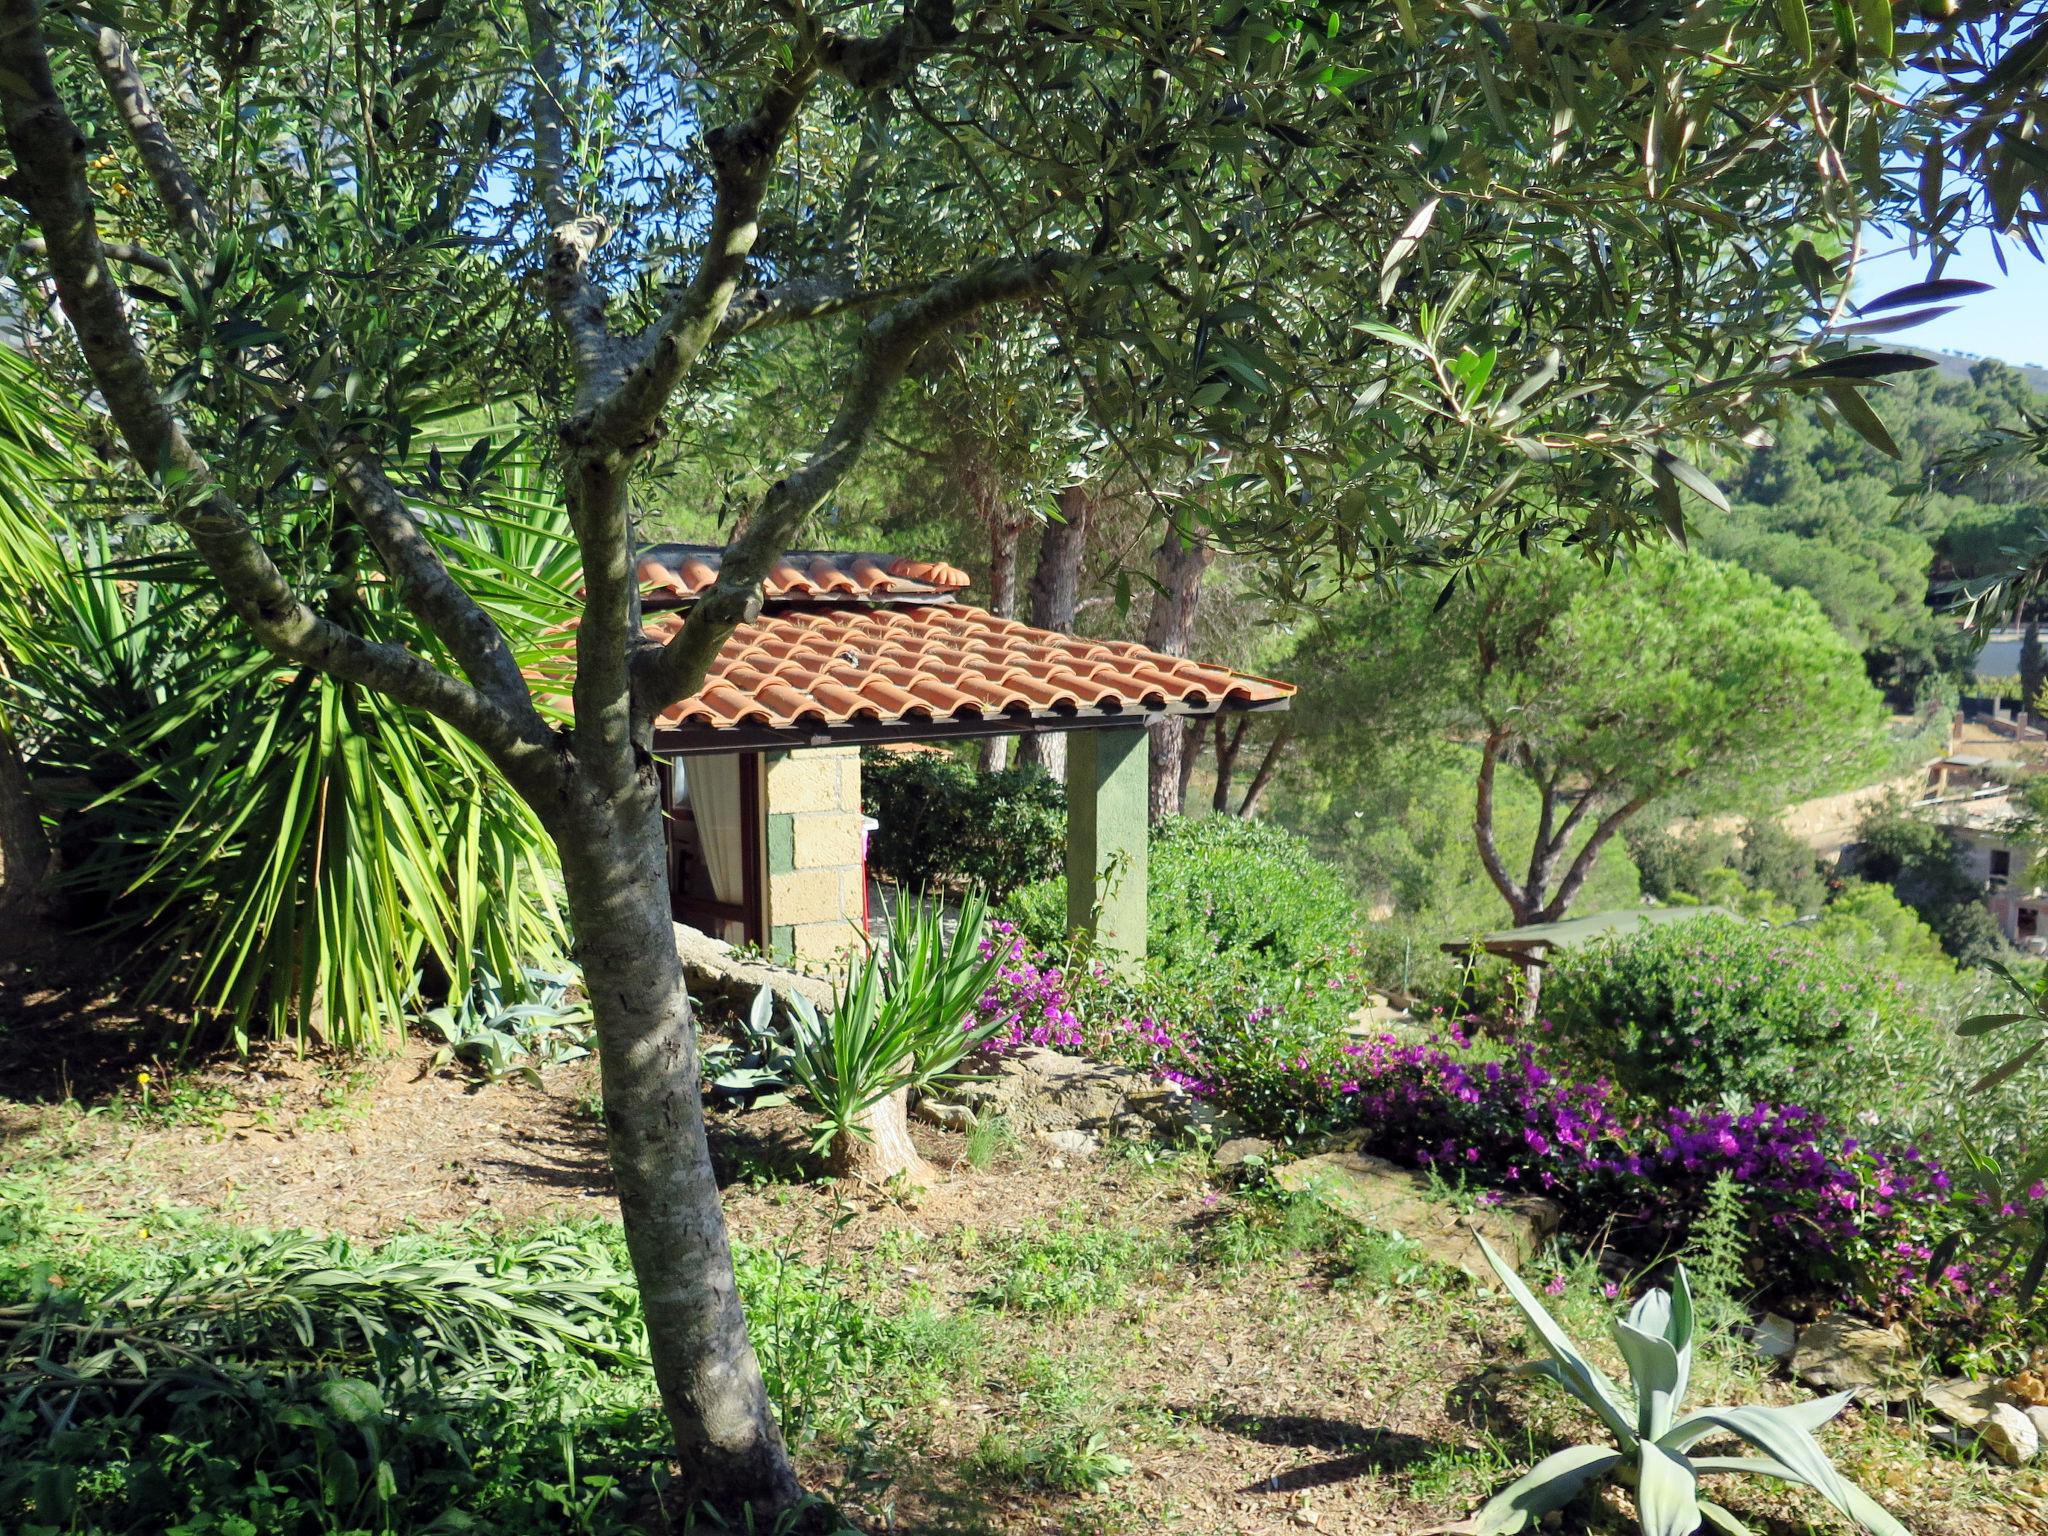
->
[973,1215,1187,1316]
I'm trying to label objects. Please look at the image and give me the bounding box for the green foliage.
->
[3,439,578,1052]
[859,748,1065,901]
[1678,1173,1755,1346]
[973,1219,1186,1317]
[1626,826,1738,906]
[780,893,1006,1154]
[1852,797,2009,964]
[420,965,592,1083]
[1471,1238,1907,1536]
[1004,817,1368,1133]
[1807,881,1962,993]
[1736,819,1827,915]
[1543,916,1926,1108]
[1709,359,2048,698]
[1285,546,1885,951]
[0,1225,657,1536]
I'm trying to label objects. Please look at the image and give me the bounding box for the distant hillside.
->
[1911,347,2048,398]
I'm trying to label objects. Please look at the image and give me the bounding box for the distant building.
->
[1927,791,2048,948]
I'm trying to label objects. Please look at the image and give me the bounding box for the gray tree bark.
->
[553,784,799,1508]
[968,467,1027,775]
[1017,485,1090,781]
[1144,528,1212,823]
[1234,723,1289,818]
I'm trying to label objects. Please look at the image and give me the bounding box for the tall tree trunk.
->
[966,462,1027,774]
[553,775,800,1514]
[1211,716,1248,813]
[1236,722,1290,818]
[1018,485,1090,781]
[0,706,49,915]
[1175,716,1202,808]
[1144,528,1211,823]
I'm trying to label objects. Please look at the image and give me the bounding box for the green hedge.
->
[859,748,1065,899]
[1542,914,1925,1107]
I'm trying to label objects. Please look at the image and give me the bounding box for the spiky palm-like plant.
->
[1459,1237,1907,1536]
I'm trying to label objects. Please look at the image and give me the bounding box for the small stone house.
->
[630,544,1294,967]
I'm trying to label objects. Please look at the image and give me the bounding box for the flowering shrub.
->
[1541,915,1925,1107]
[999,818,1369,1130]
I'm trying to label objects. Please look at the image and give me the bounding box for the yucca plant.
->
[1460,1236,1907,1536]
[0,425,581,1051]
[779,894,1008,1180]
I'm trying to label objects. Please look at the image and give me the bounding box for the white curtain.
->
[686,753,748,944]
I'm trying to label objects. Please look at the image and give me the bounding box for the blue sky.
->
[1856,227,2048,370]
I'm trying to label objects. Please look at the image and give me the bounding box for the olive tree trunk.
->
[1018,485,1091,781]
[553,784,798,1508]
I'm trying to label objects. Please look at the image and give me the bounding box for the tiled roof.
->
[635,544,969,606]
[643,603,1293,736]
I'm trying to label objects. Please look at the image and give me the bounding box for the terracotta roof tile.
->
[633,544,970,606]
[649,603,1293,735]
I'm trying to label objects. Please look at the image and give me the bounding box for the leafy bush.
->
[860,748,1065,899]
[1852,796,2006,963]
[999,817,1367,1135]
[1624,825,1735,903]
[1542,915,1923,1107]
[1737,816,1827,913]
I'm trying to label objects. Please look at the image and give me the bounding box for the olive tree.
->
[1,0,2036,1515]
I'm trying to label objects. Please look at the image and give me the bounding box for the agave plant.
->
[1463,1236,1907,1536]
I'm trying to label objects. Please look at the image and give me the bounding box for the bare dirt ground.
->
[3,951,2042,1536]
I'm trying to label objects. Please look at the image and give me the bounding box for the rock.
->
[1271,1150,1561,1278]
[1214,1136,1275,1170]
[913,1098,976,1132]
[2028,1405,2048,1446]
[1791,1318,1920,1403]
[1924,1376,2025,1431]
[1036,1128,1099,1157]
[672,924,834,1024]
[951,1048,1230,1145]
[1748,1314,1796,1362]
[1983,1402,2041,1465]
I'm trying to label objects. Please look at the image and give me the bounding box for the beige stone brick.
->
[766,746,860,812]
[790,921,861,967]
[769,866,850,926]
[792,811,865,869]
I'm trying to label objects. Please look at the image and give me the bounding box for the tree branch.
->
[328,445,546,726]
[714,276,916,341]
[1475,726,1530,920]
[581,52,819,453]
[1536,791,1657,924]
[1236,723,1289,819]
[522,0,618,403]
[0,4,552,786]
[19,233,174,278]
[86,26,214,249]
[633,250,1079,713]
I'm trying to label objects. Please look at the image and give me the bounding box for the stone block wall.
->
[763,745,867,967]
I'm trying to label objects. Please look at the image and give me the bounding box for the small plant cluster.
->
[860,748,1066,899]
[1541,915,1925,1107]
[419,963,591,1083]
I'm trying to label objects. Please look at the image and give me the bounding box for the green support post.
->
[1065,725,1148,972]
